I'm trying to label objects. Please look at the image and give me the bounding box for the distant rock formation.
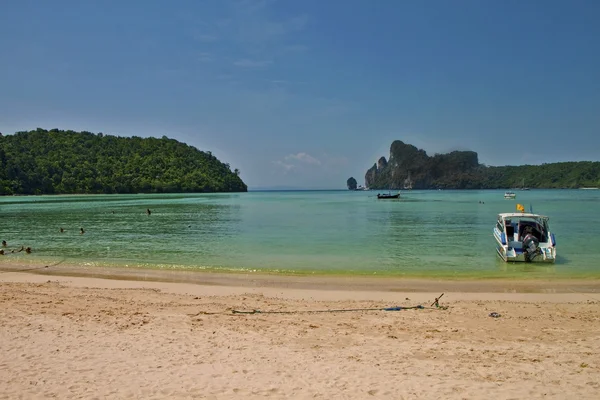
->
[365,140,480,189]
[364,139,600,189]
[346,177,358,190]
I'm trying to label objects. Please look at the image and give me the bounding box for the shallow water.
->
[1,189,599,278]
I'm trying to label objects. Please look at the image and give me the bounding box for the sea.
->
[1,189,599,279]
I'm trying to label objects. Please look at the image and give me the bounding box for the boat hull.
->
[494,235,556,263]
[495,245,556,263]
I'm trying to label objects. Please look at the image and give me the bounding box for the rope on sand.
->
[231,305,429,315]
[231,293,449,315]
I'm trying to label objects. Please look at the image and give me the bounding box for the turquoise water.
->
[1,190,599,278]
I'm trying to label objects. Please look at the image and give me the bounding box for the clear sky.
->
[1,0,598,189]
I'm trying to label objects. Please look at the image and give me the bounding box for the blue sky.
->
[1,0,598,189]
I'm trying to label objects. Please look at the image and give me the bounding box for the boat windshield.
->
[516,217,548,242]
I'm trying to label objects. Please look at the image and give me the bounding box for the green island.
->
[0,128,247,195]
[362,140,600,190]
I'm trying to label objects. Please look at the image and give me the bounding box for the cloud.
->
[285,152,321,165]
[233,59,272,68]
[272,160,295,173]
[272,152,321,174]
[270,152,351,185]
[273,152,348,171]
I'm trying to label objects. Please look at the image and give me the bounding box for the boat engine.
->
[522,233,540,262]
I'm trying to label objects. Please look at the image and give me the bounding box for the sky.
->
[1,0,599,189]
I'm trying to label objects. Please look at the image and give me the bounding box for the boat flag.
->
[516,203,525,213]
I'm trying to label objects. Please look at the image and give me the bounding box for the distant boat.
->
[403,173,413,190]
[504,191,516,199]
[377,192,400,199]
[521,178,530,191]
[580,187,599,190]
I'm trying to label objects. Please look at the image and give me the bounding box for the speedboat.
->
[504,191,516,199]
[493,210,556,263]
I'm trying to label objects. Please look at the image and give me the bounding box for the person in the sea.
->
[25,247,31,254]
[59,227,64,233]
[0,249,4,255]
[80,228,85,234]
[146,208,151,216]
[1,240,6,247]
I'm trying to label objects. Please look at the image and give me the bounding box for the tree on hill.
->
[0,128,247,195]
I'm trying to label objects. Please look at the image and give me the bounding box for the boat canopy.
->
[497,212,549,220]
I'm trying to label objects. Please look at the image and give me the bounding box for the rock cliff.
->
[364,140,600,189]
[346,177,358,190]
[365,140,480,189]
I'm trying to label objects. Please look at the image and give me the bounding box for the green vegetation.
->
[0,128,247,195]
[366,140,600,189]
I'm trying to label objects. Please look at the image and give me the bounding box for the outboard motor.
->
[522,233,540,262]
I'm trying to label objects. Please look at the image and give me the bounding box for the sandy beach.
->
[1,265,599,399]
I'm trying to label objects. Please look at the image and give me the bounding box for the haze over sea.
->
[1,189,599,279]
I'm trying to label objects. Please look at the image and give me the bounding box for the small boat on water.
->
[377,192,400,199]
[493,205,556,263]
[403,173,413,190]
[504,191,516,199]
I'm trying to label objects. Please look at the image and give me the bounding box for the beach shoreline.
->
[1,262,600,296]
[1,266,600,399]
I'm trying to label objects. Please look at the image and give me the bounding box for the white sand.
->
[1,268,599,399]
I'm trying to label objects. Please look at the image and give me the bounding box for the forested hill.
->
[365,140,600,190]
[0,128,247,195]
